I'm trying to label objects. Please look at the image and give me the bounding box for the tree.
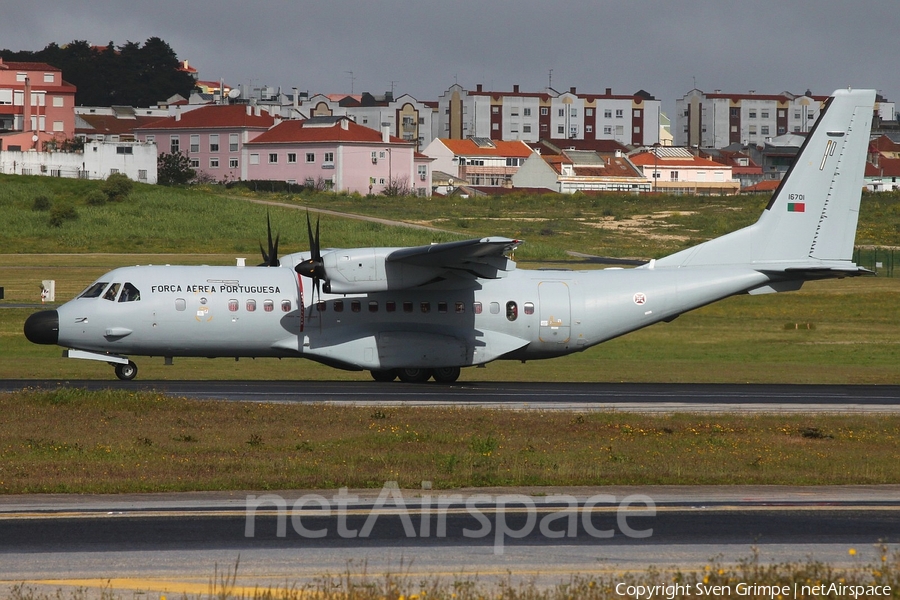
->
[157,151,195,186]
[381,175,413,197]
[0,37,196,106]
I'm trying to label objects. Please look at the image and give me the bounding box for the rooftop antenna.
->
[548,68,553,89]
[390,80,398,96]
[345,71,355,94]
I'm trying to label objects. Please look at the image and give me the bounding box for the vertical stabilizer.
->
[655,88,875,269]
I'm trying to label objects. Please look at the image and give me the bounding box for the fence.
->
[853,247,897,277]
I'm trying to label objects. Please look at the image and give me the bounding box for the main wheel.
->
[432,366,461,384]
[114,361,138,381]
[371,369,398,382]
[397,368,432,383]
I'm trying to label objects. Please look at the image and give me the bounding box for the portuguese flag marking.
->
[787,202,806,212]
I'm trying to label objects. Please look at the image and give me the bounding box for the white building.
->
[0,140,157,183]
[512,149,650,194]
[436,84,661,146]
[673,89,895,149]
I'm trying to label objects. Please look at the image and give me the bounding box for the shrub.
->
[48,202,78,227]
[101,173,134,202]
[85,189,107,206]
[32,195,51,211]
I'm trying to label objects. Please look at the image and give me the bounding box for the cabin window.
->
[282,300,292,312]
[316,300,326,311]
[228,299,239,312]
[506,301,518,321]
[369,301,378,313]
[524,302,535,315]
[263,300,274,312]
[103,283,121,301]
[473,302,482,314]
[351,300,361,313]
[334,300,344,312]
[489,302,500,314]
[438,301,448,313]
[79,282,109,299]
[455,301,465,313]
[175,298,186,311]
[421,302,431,313]
[386,301,396,312]
[118,283,140,302]
[403,301,413,313]
[246,299,256,312]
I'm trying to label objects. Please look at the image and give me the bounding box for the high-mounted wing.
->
[387,237,521,280]
[299,237,522,294]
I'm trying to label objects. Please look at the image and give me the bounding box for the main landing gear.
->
[113,360,138,381]
[370,367,461,384]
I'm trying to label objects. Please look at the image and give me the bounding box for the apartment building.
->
[302,92,436,151]
[512,149,650,194]
[628,147,739,195]
[423,137,533,187]
[245,116,430,196]
[435,84,661,147]
[676,89,897,149]
[134,104,277,181]
[0,58,77,151]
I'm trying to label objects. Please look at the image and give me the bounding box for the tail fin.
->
[655,88,875,270]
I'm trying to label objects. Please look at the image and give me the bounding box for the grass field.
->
[3,173,899,261]
[2,387,899,494]
[1,175,899,496]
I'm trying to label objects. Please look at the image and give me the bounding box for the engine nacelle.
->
[322,248,438,293]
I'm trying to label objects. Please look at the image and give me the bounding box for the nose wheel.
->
[114,361,138,381]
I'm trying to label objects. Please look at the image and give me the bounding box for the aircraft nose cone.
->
[24,310,59,345]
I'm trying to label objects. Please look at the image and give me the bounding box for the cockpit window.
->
[102,283,121,301]
[118,282,141,302]
[79,282,108,299]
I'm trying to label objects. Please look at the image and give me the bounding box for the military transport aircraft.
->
[25,88,875,383]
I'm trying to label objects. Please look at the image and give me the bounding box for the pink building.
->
[135,104,277,181]
[0,59,77,151]
[246,116,431,195]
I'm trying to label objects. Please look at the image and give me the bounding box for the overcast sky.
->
[3,1,897,115]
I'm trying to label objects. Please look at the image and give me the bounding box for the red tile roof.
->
[629,150,723,169]
[135,104,276,130]
[542,154,644,178]
[0,60,61,72]
[438,138,533,158]
[247,118,410,145]
[701,91,829,103]
[531,138,630,155]
[77,114,168,136]
[866,157,900,178]
[742,179,781,192]
[871,134,900,153]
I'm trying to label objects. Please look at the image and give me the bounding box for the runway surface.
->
[2,379,900,413]
[1,486,899,595]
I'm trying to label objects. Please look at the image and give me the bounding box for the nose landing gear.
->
[113,360,138,381]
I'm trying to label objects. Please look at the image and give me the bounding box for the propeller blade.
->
[314,217,321,260]
[299,211,326,313]
[258,211,280,267]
